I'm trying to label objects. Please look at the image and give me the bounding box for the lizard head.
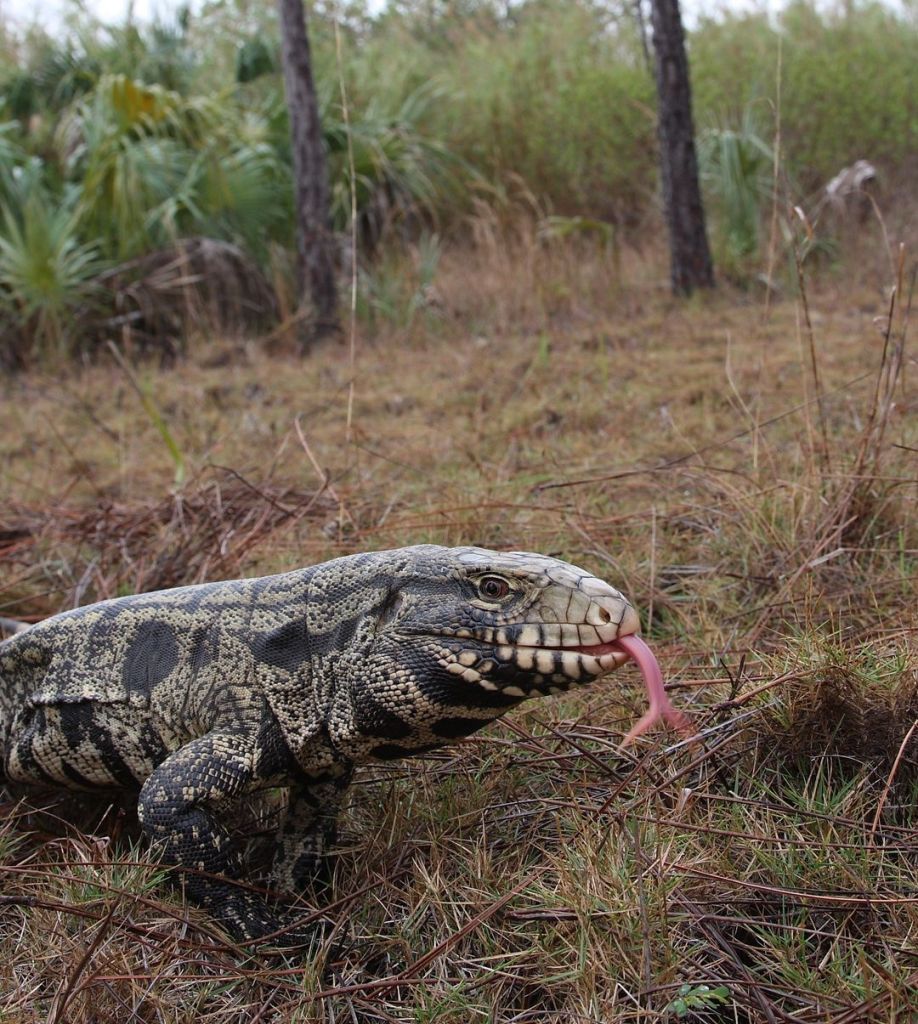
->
[359,545,641,704]
[397,548,643,700]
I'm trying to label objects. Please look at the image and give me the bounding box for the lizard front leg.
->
[271,766,353,891]
[138,731,315,945]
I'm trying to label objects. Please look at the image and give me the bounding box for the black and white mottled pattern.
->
[0,545,639,944]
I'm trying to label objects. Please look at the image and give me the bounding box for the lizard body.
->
[0,545,644,944]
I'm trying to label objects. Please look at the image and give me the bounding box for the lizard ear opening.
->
[376,591,405,631]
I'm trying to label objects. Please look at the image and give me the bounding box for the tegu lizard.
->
[0,545,688,945]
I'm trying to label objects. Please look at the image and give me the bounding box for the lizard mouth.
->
[509,634,692,743]
[451,630,692,741]
[570,637,633,657]
[565,639,632,671]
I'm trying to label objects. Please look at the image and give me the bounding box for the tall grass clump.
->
[370,1,658,226]
[449,3,655,224]
[691,2,918,191]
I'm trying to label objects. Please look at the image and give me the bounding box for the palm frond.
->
[699,107,774,270]
[0,194,104,359]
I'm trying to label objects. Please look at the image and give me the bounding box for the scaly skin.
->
[0,545,643,944]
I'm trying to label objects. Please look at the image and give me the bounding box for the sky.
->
[3,0,218,32]
[2,0,787,34]
[3,0,215,30]
[8,0,247,31]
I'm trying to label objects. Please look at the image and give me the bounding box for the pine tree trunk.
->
[277,0,338,341]
[650,0,714,296]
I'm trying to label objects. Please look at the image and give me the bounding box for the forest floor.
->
[0,235,916,1022]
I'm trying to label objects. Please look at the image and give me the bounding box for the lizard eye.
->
[477,575,511,601]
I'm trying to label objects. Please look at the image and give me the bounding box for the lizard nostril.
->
[597,606,612,624]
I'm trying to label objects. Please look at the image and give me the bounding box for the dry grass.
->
[0,228,916,1022]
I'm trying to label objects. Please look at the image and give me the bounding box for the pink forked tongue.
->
[609,634,694,746]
